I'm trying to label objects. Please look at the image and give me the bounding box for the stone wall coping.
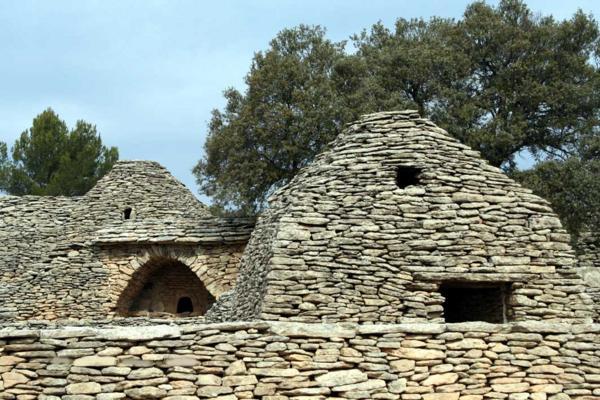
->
[92,217,255,245]
[1,320,598,340]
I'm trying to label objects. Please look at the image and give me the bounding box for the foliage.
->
[195,0,600,238]
[193,25,353,214]
[0,108,118,196]
[351,17,469,120]
[513,136,600,238]
[354,0,600,168]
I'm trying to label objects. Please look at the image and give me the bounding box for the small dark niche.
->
[396,166,422,188]
[177,297,194,314]
[123,207,133,220]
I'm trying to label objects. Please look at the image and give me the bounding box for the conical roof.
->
[85,160,210,221]
[216,111,593,324]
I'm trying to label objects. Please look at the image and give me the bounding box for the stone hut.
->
[0,111,598,400]
[0,160,254,321]
[215,110,595,325]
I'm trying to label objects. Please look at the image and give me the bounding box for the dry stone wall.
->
[0,321,598,400]
[0,196,80,320]
[220,111,595,324]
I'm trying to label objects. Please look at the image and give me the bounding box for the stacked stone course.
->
[0,321,598,399]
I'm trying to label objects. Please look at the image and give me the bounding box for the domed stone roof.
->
[215,111,594,324]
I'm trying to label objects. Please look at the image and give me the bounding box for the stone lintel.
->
[445,322,507,333]
[415,272,532,282]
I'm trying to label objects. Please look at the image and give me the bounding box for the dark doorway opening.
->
[123,207,133,220]
[396,166,422,188]
[440,282,511,323]
[177,297,194,313]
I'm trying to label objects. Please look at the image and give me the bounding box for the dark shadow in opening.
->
[440,282,511,323]
[396,166,422,188]
[116,256,215,317]
[177,297,194,313]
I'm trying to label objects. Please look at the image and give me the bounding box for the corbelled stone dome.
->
[216,110,594,324]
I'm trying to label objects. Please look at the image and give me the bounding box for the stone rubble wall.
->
[0,196,82,321]
[0,321,598,400]
[220,111,595,324]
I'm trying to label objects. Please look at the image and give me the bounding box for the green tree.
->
[455,1,599,168]
[195,0,600,224]
[513,135,600,239]
[351,17,469,118]
[194,25,353,214]
[0,108,118,196]
[355,0,600,168]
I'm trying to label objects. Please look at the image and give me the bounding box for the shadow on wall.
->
[115,256,215,317]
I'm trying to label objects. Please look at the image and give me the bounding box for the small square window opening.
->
[440,282,511,323]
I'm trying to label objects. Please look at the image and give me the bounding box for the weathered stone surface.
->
[332,378,386,392]
[422,393,460,400]
[390,359,415,372]
[66,382,102,395]
[249,368,300,377]
[124,386,167,399]
[224,360,246,375]
[492,383,531,393]
[422,373,459,386]
[358,324,445,335]
[315,369,368,387]
[97,394,127,400]
[2,371,28,388]
[392,348,445,360]
[196,374,222,386]
[97,326,180,341]
[0,356,25,366]
[196,385,233,397]
[531,384,563,393]
[127,367,164,379]
[447,338,488,350]
[73,356,117,367]
[222,375,257,386]
[269,321,356,338]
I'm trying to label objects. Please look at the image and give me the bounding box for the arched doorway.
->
[116,256,215,316]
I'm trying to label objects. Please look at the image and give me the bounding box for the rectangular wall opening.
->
[440,282,511,323]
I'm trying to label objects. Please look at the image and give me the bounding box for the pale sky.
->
[1,0,598,203]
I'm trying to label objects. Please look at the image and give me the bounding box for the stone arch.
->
[115,255,215,317]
